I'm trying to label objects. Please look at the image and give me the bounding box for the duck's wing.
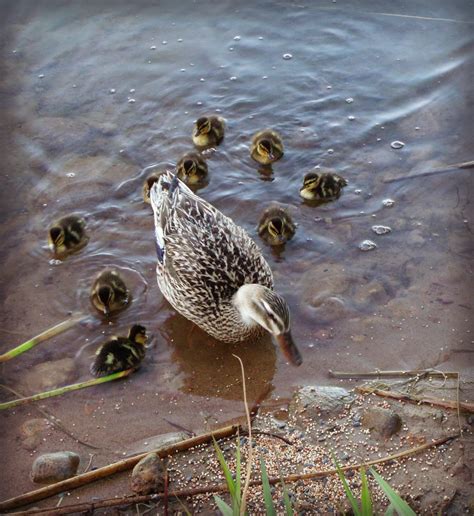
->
[150,173,273,299]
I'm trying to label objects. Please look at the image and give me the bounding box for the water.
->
[0,0,473,502]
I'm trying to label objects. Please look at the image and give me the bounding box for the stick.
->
[384,160,474,183]
[10,433,458,515]
[0,424,241,512]
[356,386,474,413]
[0,314,86,363]
[329,369,460,379]
[0,370,133,410]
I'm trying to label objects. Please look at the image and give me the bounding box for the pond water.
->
[0,0,473,503]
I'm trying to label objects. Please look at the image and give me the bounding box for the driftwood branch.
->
[384,160,474,184]
[0,424,241,512]
[329,369,460,379]
[356,385,474,413]
[10,433,459,515]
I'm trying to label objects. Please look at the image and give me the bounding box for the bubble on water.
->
[229,76,237,81]
[129,88,135,93]
[43,203,48,207]
[271,66,276,70]
[228,47,234,52]
[38,74,45,79]
[12,49,18,54]
[415,126,420,131]
[354,189,362,194]
[177,38,183,42]
[282,53,293,60]
[345,97,354,103]
[162,40,167,45]
[372,225,392,235]
[196,101,203,106]
[382,198,395,208]
[359,240,377,251]
[326,85,332,89]
[200,78,206,82]
[109,88,116,94]
[233,35,241,41]
[348,115,355,121]
[49,259,62,266]
[215,108,222,113]
[327,148,334,154]
[119,149,125,153]
[72,84,77,88]
[180,68,186,72]
[150,45,156,50]
[391,140,405,149]
[128,98,136,103]
[262,75,268,80]
[376,137,381,142]
[258,36,264,40]
[190,63,195,66]
[66,172,76,178]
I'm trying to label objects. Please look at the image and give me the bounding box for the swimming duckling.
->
[48,215,88,257]
[90,270,130,316]
[143,174,160,204]
[91,324,147,377]
[176,152,208,186]
[300,171,348,201]
[192,115,225,147]
[258,206,296,246]
[250,130,284,165]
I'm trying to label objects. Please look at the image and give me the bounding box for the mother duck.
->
[150,172,302,366]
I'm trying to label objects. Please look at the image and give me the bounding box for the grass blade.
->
[212,437,236,501]
[360,467,373,516]
[332,452,361,516]
[385,504,395,516]
[280,474,294,516]
[234,435,241,508]
[370,467,416,516]
[0,369,133,410]
[260,458,276,516]
[214,495,234,516]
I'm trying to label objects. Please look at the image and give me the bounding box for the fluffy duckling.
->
[300,171,348,201]
[258,206,296,246]
[90,270,130,316]
[48,215,88,257]
[176,152,208,185]
[192,115,225,147]
[91,324,147,377]
[250,130,284,165]
[143,174,160,204]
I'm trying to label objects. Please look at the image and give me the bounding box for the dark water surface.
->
[0,0,473,502]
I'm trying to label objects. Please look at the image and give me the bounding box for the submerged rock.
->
[20,418,51,451]
[361,406,402,438]
[290,385,355,419]
[22,357,77,392]
[31,451,80,483]
[124,431,189,457]
[130,453,166,495]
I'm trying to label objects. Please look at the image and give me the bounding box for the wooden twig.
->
[356,385,474,413]
[249,430,294,446]
[0,424,241,512]
[329,369,460,379]
[384,160,474,184]
[10,433,459,516]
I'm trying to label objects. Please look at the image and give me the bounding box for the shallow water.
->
[0,0,473,503]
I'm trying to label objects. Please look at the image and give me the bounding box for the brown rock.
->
[31,451,80,483]
[130,453,166,495]
[20,418,50,451]
[290,385,355,420]
[361,406,402,438]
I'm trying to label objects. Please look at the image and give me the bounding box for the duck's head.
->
[194,117,212,137]
[176,156,208,185]
[128,324,147,345]
[233,284,302,366]
[258,207,296,246]
[300,172,322,200]
[143,174,160,204]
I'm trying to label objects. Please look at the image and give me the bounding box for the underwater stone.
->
[130,453,165,495]
[31,451,80,483]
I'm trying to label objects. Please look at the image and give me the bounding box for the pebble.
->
[372,225,392,235]
[131,453,165,495]
[20,418,50,451]
[359,239,377,251]
[31,452,80,483]
[290,385,355,419]
[362,407,402,438]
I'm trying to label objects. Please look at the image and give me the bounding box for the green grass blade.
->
[0,369,132,410]
[260,458,276,516]
[212,437,236,501]
[385,504,395,516]
[174,495,192,516]
[280,474,294,516]
[370,468,416,516]
[332,452,361,516]
[214,495,234,516]
[235,435,241,506]
[360,467,373,516]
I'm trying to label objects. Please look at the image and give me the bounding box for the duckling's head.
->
[128,324,147,345]
[143,174,160,204]
[258,207,296,246]
[176,156,208,185]
[256,138,276,162]
[48,225,66,253]
[194,117,211,137]
[233,284,302,366]
[95,285,115,315]
[300,172,322,200]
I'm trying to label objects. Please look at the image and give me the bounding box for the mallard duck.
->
[48,215,88,257]
[91,324,147,377]
[258,206,296,246]
[192,115,225,147]
[250,130,284,165]
[150,172,302,366]
[90,270,130,316]
[300,171,348,201]
[176,152,208,186]
[143,174,160,204]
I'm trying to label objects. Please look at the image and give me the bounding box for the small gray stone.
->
[124,431,189,457]
[31,451,80,483]
[20,418,50,451]
[131,453,165,495]
[290,386,355,419]
[362,407,402,438]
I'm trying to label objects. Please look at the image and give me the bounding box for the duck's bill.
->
[276,331,302,366]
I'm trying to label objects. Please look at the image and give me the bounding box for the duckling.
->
[192,115,225,147]
[143,174,160,204]
[48,215,88,257]
[91,324,147,377]
[176,153,208,186]
[250,130,284,165]
[299,171,348,201]
[258,206,296,246]
[90,270,130,316]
